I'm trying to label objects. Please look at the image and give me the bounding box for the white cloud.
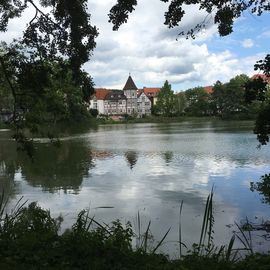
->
[0,1,268,90]
[241,39,254,48]
[258,30,270,39]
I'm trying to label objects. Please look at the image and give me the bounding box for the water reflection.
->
[125,151,138,169]
[0,139,94,193]
[1,121,270,255]
[251,174,270,204]
[163,151,173,165]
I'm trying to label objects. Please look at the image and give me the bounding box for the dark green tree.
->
[212,74,249,118]
[156,80,176,116]
[0,53,14,114]
[250,56,270,145]
[0,1,98,154]
[184,87,210,116]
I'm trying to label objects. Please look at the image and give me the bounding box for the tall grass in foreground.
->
[0,190,267,270]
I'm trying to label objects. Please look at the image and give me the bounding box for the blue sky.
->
[204,13,270,58]
[1,1,269,92]
[84,1,270,92]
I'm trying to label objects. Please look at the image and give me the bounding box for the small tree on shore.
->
[156,80,176,117]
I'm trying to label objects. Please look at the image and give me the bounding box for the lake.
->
[1,120,270,257]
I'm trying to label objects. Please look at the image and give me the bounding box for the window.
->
[145,102,150,106]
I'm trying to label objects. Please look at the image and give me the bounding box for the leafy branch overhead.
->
[0,1,98,68]
[109,0,270,37]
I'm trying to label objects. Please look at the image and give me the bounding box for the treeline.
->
[153,74,269,120]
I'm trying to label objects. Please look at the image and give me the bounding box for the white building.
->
[89,76,160,117]
[137,91,151,116]
[123,75,138,115]
[104,90,127,115]
[89,88,110,115]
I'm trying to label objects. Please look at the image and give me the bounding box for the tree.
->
[0,62,14,114]
[0,1,98,154]
[212,74,249,118]
[184,87,210,116]
[252,56,270,145]
[175,92,187,115]
[155,80,176,116]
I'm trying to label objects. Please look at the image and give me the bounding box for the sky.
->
[1,0,269,92]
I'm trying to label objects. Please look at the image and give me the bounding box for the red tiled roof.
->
[204,86,214,94]
[94,88,111,100]
[143,87,161,97]
[251,74,270,84]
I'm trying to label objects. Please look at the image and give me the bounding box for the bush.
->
[89,108,99,118]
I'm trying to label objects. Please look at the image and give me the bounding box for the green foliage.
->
[255,54,270,76]
[109,0,138,31]
[1,192,270,269]
[184,87,210,116]
[254,103,270,145]
[89,108,99,118]
[156,80,177,116]
[0,1,98,152]
[109,1,269,38]
[0,201,60,266]
[246,55,270,145]
[245,78,267,103]
[0,60,14,113]
[212,75,249,119]
[175,92,187,115]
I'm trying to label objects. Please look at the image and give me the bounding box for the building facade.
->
[89,76,161,117]
[137,91,151,116]
[104,91,127,115]
[123,75,138,115]
[89,88,110,115]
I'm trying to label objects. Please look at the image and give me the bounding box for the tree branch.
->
[0,56,17,122]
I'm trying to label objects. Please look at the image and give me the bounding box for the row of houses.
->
[89,74,270,117]
[89,75,161,117]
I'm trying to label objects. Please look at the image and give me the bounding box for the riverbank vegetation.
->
[1,192,270,270]
[152,74,268,121]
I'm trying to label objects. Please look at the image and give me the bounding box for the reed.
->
[0,189,266,270]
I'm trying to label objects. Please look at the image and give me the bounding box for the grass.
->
[0,191,270,269]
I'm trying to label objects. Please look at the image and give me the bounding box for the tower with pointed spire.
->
[123,75,138,115]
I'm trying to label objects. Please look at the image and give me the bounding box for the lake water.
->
[1,120,270,257]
